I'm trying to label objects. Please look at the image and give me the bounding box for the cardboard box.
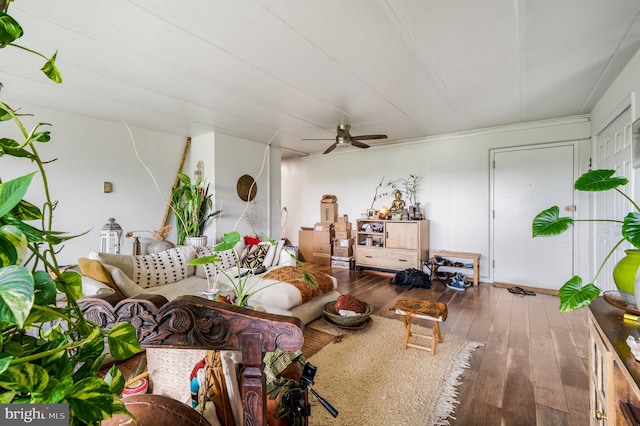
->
[334,221,352,231]
[337,214,349,223]
[331,256,353,270]
[298,228,314,262]
[320,202,338,223]
[333,237,354,247]
[312,243,332,255]
[334,230,352,240]
[333,246,353,257]
[313,222,334,244]
[312,253,331,266]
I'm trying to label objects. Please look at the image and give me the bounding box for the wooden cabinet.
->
[355,219,429,272]
[589,298,640,425]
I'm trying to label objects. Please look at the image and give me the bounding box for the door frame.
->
[489,141,583,285]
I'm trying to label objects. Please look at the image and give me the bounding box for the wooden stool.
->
[393,299,447,355]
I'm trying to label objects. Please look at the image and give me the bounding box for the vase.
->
[186,236,208,247]
[148,239,175,254]
[613,249,640,306]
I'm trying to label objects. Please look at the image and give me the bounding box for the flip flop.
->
[508,286,536,296]
[508,286,526,295]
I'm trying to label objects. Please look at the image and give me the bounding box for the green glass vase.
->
[613,249,640,305]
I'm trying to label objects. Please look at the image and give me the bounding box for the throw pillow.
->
[132,246,196,288]
[260,242,277,268]
[240,244,270,269]
[195,247,237,279]
[272,239,285,265]
[243,235,260,246]
[89,251,135,279]
[78,257,123,297]
[104,264,144,297]
[278,247,297,266]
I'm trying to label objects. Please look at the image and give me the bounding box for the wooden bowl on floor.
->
[323,301,372,327]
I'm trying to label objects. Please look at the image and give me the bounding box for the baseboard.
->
[492,281,558,296]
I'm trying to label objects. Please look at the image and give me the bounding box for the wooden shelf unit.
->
[589,297,640,425]
[354,219,429,272]
[430,250,481,286]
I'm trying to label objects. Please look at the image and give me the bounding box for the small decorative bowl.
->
[323,301,372,327]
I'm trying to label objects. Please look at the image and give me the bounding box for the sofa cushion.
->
[91,247,197,288]
[260,242,277,268]
[194,247,240,279]
[104,264,144,297]
[240,244,269,269]
[78,258,123,296]
[271,239,285,265]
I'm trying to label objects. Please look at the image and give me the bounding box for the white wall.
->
[3,104,186,265]
[282,117,591,281]
[214,134,282,241]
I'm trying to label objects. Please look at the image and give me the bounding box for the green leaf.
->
[0,173,35,218]
[0,13,23,46]
[188,255,220,265]
[107,323,141,360]
[58,270,83,301]
[0,265,34,327]
[532,206,574,237]
[0,352,13,375]
[66,377,113,423]
[104,365,125,396]
[558,276,601,313]
[11,199,42,221]
[0,138,32,158]
[0,391,17,404]
[623,212,640,249]
[574,169,628,191]
[0,363,49,393]
[40,51,62,84]
[216,231,241,251]
[0,225,27,267]
[33,270,58,305]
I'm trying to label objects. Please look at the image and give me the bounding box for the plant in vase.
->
[0,5,142,423]
[188,231,317,307]
[171,173,221,246]
[387,174,423,218]
[532,169,640,312]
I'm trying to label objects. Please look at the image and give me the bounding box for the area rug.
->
[305,315,482,426]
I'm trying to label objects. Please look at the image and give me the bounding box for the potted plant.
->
[532,169,640,312]
[171,173,221,246]
[387,174,423,218]
[188,231,317,307]
[0,6,142,424]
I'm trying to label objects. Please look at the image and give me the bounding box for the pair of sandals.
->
[507,286,536,296]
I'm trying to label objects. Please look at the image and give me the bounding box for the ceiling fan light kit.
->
[304,125,388,154]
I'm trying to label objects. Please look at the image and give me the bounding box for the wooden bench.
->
[429,250,481,286]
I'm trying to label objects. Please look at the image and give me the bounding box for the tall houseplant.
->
[532,169,640,312]
[171,173,221,245]
[0,5,141,424]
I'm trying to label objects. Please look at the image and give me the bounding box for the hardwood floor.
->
[306,264,590,426]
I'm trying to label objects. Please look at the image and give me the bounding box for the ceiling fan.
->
[304,124,388,154]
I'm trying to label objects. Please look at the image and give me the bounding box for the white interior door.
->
[491,144,576,290]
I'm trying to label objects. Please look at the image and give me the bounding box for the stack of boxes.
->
[298,199,354,268]
[331,215,354,269]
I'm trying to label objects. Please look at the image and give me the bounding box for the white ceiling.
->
[3,1,640,158]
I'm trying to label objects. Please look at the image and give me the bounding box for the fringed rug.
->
[305,315,482,426]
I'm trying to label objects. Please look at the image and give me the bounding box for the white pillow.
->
[104,264,144,297]
[278,247,297,266]
[260,242,277,268]
[272,239,285,265]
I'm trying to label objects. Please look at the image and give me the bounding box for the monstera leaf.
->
[558,276,601,313]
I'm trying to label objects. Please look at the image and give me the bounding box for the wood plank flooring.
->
[306,264,589,425]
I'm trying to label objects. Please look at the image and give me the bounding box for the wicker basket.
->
[323,301,372,327]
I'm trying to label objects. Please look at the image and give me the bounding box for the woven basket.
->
[146,348,207,403]
[323,301,372,327]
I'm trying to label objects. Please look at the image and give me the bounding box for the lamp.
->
[100,218,123,253]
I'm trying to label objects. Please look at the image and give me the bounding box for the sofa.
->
[77,240,339,325]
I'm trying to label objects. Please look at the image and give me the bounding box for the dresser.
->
[354,219,429,272]
[589,297,640,425]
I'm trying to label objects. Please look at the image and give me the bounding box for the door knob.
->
[595,410,607,420]
[565,205,576,212]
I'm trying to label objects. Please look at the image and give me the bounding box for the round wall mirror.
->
[236,174,257,201]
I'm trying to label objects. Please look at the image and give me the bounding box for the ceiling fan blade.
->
[350,140,370,149]
[323,142,338,154]
[301,138,336,141]
[351,134,387,140]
